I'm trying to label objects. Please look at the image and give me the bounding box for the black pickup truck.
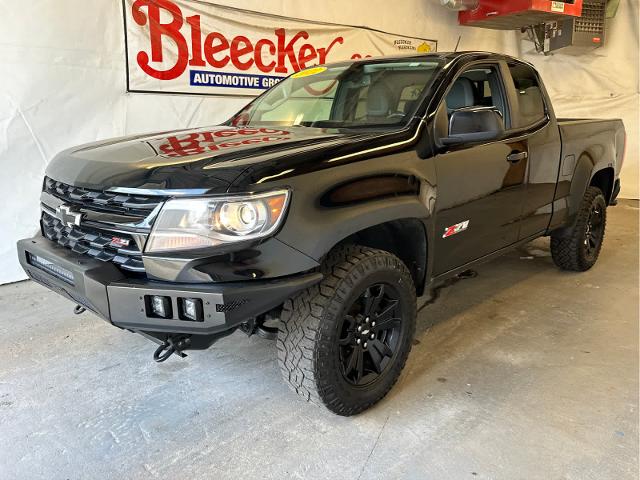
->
[17,52,625,415]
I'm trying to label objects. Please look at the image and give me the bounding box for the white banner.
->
[124,0,437,96]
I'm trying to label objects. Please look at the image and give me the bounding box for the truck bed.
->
[557,118,624,125]
[557,117,626,180]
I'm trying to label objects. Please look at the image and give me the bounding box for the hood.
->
[45,125,395,193]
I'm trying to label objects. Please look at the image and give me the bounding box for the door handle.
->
[507,151,528,163]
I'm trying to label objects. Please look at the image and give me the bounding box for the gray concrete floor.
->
[1,202,638,480]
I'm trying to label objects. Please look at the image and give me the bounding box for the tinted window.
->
[508,63,546,128]
[230,60,443,129]
[445,66,508,121]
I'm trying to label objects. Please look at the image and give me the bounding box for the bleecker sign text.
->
[131,0,343,80]
[124,0,437,95]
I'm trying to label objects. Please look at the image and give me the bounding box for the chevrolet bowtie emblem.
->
[55,204,83,228]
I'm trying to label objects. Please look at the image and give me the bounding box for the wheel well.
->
[343,219,427,296]
[590,167,614,204]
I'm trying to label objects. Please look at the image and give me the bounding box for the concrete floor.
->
[0,202,637,480]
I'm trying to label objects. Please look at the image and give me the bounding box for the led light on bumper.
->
[147,295,172,318]
[180,297,204,322]
[27,253,75,285]
[146,190,290,253]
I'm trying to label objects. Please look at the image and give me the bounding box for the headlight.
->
[145,190,290,253]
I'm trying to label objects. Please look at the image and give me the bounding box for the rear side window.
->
[508,63,546,128]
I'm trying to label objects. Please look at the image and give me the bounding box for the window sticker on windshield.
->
[292,66,328,78]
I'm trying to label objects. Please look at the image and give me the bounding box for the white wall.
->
[522,0,640,200]
[0,0,518,284]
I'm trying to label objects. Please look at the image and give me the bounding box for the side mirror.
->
[442,107,505,146]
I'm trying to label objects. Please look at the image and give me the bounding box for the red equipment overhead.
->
[459,0,584,30]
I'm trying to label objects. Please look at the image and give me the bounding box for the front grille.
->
[44,177,163,217]
[41,178,168,274]
[41,211,145,272]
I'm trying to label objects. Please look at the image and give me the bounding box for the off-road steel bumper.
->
[17,234,322,337]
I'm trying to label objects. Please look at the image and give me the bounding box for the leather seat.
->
[367,81,395,120]
[446,77,475,112]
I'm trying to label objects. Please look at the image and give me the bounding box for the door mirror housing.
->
[442,107,505,146]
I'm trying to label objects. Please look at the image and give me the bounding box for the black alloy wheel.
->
[584,202,605,261]
[338,284,402,387]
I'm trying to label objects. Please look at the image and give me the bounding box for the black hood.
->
[45,125,399,193]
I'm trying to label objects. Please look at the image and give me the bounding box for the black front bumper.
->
[17,235,322,336]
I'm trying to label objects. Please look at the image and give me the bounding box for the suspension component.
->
[240,312,279,340]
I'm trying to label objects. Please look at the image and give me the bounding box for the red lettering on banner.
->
[319,37,345,63]
[187,15,205,67]
[255,39,276,72]
[131,0,344,81]
[297,44,317,70]
[275,29,308,73]
[230,36,254,71]
[204,32,230,69]
[132,0,189,80]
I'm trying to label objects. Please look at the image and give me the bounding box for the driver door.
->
[432,63,528,275]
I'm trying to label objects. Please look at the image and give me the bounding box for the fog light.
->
[147,295,172,319]
[27,253,74,285]
[179,297,203,322]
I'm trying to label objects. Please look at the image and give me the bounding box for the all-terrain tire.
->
[551,186,607,271]
[277,245,416,416]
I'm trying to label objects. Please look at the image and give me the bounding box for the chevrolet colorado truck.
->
[17,52,625,415]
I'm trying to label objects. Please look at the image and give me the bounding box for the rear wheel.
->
[551,186,607,271]
[277,245,416,416]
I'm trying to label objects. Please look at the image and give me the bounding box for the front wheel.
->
[277,245,416,416]
[551,186,607,271]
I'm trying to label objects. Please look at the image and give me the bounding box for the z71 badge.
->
[110,236,131,248]
[443,220,470,239]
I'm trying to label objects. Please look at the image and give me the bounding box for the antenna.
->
[454,35,462,52]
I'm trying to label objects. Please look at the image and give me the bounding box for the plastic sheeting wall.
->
[0,0,518,284]
[523,0,639,201]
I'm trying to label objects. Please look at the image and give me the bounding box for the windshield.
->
[228,59,443,129]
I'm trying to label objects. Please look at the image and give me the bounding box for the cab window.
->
[445,65,508,122]
[507,63,547,128]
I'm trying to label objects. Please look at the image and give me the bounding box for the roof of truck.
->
[316,51,527,68]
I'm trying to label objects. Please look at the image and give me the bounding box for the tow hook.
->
[74,305,86,315]
[153,336,190,363]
